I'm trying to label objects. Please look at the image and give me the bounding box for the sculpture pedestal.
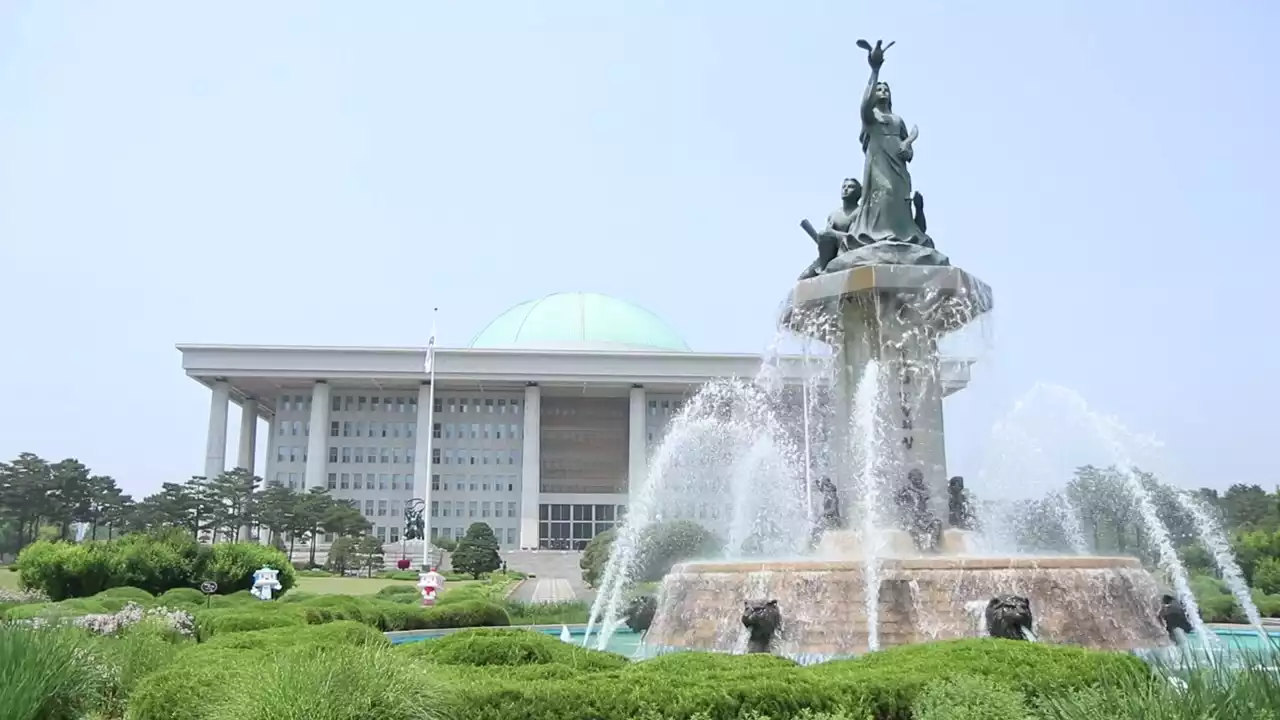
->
[786,265,992,525]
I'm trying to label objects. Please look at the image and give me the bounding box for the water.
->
[584,373,817,650]
[853,360,886,651]
[1176,492,1266,635]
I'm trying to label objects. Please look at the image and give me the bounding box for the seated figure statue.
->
[894,469,942,552]
[741,599,782,654]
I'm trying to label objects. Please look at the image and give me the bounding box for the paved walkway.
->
[529,578,575,603]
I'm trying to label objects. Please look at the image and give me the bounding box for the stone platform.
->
[646,555,1172,658]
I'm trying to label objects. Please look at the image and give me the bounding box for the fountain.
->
[630,39,1176,659]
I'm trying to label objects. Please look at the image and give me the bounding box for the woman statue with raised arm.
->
[847,40,933,249]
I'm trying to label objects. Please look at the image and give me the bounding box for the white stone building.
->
[179,292,971,552]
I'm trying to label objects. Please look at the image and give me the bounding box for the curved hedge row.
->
[14,535,295,601]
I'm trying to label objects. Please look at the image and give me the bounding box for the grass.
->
[293,575,479,596]
[0,567,20,591]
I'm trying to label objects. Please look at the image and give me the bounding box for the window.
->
[444,449,454,465]
[392,473,401,490]
[356,421,366,437]
[288,446,298,462]
[381,448,391,464]
[390,500,400,517]
[406,448,415,463]
[278,422,286,436]
[358,396,366,411]
[406,475,413,491]
[353,473,362,489]
[378,500,387,516]
[354,447,364,463]
[444,423,454,439]
[304,421,310,437]
[328,447,338,462]
[482,423,491,439]
[459,399,467,414]
[340,473,350,490]
[442,503,450,517]
[392,448,402,464]
[472,399,481,413]
[430,527,439,539]
[287,472,297,489]
[364,500,374,516]
[276,447,286,462]
[468,501,477,518]
[381,423,389,438]
[372,396,381,412]
[390,527,400,543]
[379,474,388,490]
[510,424,520,440]
[495,424,503,440]
[292,420,302,436]
[498,399,507,414]
[431,501,439,517]
[508,502,517,518]
[470,423,479,439]
[508,450,518,465]
[366,475,376,490]
[341,447,351,463]
[281,396,292,412]
[454,501,464,518]
[392,422,402,438]
[327,473,337,489]
[343,421,352,437]
[344,395,354,411]
[407,422,416,438]
[376,526,386,542]
[469,481,477,492]
[432,448,441,465]
[507,528,516,545]
[431,474,440,491]
[648,399,657,415]
[512,399,521,414]
[331,395,342,412]
[369,422,380,438]
[485,399,494,413]
[433,423,441,439]
[409,397,417,413]
[434,398,442,412]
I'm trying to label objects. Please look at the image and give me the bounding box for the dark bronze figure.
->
[948,475,972,530]
[809,476,844,548]
[985,595,1034,641]
[894,468,942,552]
[741,599,782,653]
[624,594,657,633]
[799,179,862,279]
[1158,594,1194,639]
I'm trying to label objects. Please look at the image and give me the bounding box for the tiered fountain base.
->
[646,555,1172,659]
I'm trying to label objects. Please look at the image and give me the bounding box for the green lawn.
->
[294,575,478,596]
[0,567,18,591]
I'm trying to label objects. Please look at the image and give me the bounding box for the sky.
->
[0,1,1276,500]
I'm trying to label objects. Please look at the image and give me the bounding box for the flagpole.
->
[421,308,438,570]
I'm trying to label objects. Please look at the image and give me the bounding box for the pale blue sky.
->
[0,2,1275,498]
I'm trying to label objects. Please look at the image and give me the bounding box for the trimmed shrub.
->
[375,584,421,599]
[504,599,591,626]
[195,609,307,639]
[194,542,296,597]
[204,620,389,650]
[15,540,116,600]
[157,587,207,607]
[400,628,628,671]
[0,625,107,720]
[127,644,450,720]
[912,675,1031,720]
[92,586,155,602]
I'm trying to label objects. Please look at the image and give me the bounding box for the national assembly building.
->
[179,291,973,553]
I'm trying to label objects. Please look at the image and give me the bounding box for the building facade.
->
[179,292,972,551]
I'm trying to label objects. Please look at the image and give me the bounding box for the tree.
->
[635,520,720,582]
[204,468,260,542]
[452,523,502,578]
[354,534,385,578]
[325,535,359,575]
[580,529,616,587]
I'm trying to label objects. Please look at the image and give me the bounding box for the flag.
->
[424,308,438,373]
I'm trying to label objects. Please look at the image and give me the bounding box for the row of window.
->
[435,398,522,415]
[430,500,519,519]
[330,421,416,439]
[430,474,519,493]
[328,446,415,464]
[432,422,522,441]
[430,448,520,466]
[330,395,419,414]
[429,525,519,545]
[328,472,414,491]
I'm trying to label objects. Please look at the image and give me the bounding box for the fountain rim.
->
[671,555,1145,574]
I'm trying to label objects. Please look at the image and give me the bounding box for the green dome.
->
[470,292,690,352]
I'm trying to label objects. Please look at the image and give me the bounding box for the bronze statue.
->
[985,595,1034,641]
[848,39,932,249]
[894,468,942,552]
[1158,594,1193,639]
[741,599,782,653]
[948,475,972,530]
[799,179,862,279]
[809,476,843,548]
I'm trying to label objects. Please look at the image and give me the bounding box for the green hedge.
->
[191,595,511,639]
[398,628,628,671]
[15,535,295,601]
[203,620,389,650]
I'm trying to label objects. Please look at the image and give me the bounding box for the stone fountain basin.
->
[647,555,1172,658]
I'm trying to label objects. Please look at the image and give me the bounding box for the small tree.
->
[325,535,359,575]
[452,523,501,579]
[354,535,384,578]
[580,529,615,587]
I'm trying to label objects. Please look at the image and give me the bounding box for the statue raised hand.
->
[856,39,895,70]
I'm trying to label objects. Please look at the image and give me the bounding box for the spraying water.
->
[1175,492,1266,635]
[852,359,885,652]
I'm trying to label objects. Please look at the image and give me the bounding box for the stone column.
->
[204,379,230,482]
[412,381,434,561]
[518,383,541,549]
[304,381,331,491]
[238,399,259,472]
[628,385,647,493]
